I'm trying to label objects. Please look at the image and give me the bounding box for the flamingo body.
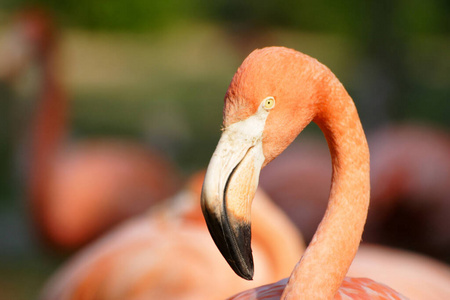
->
[40,173,305,300]
[349,245,450,300]
[228,277,407,300]
[38,140,180,248]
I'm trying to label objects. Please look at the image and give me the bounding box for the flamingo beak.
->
[201,107,268,280]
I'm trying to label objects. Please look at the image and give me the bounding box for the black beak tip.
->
[233,259,254,280]
[225,220,254,280]
[202,205,255,281]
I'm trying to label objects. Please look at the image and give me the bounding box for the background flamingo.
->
[39,172,305,300]
[366,124,450,262]
[0,8,182,251]
[40,169,450,300]
[259,134,330,243]
[349,244,450,300]
[201,47,408,298]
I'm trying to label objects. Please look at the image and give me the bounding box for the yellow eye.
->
[263,96,275,110]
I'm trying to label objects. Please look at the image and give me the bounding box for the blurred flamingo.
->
[349,244,450,300]
[0,8,182,251]
[200,47,407,298]
[366,124,450,262]
[39,171,305,300]
[39,170,450,300]
[259,135,331,243]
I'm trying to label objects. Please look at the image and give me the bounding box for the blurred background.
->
[0,0,449,299]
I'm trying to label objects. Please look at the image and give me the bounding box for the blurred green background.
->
[0,0,449,298]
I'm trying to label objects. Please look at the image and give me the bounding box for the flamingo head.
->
[0,8,56,82]
[201,47,324,279]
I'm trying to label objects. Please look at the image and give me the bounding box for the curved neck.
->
[28,52,67,209]
[282,75,370,299]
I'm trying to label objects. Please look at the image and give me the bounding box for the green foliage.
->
[5,0,204,30]
[396,0,449,34]
[207,0,366,34]
[2,0,448,34]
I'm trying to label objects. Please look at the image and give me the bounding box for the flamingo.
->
[200,47,406,299]
[348,245,450,300]
[366,124,450,262]
[0,8,182,251]
[39,171,305,300]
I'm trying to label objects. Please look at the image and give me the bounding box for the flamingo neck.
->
[28,50,67,212]
[281,75,370,299]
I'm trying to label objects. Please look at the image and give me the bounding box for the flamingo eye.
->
[263,97,275,110]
